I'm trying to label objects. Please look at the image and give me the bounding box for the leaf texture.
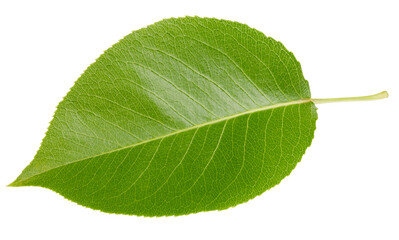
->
[11,16,317,216]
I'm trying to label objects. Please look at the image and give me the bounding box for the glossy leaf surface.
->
[11,17,317,216]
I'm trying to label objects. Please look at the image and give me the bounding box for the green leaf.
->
[10,16,318,216]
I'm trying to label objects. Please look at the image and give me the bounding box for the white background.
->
[0,0,398,239]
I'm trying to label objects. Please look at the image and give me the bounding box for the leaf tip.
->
[7,179,23,187]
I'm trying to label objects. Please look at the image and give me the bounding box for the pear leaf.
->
[11,16,318,216]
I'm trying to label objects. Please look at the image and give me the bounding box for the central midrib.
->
[13,98,313,186]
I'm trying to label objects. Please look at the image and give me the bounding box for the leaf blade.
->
[11,16,317,216]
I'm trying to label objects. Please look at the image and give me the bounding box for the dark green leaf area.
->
[23,103,316,216]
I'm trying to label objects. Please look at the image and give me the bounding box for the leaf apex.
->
[8,179,24,187]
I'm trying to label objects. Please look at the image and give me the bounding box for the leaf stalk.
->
[311,91,389,104]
